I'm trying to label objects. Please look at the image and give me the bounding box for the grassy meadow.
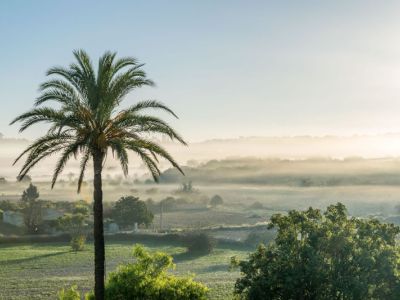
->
[3,158,400,299]
[0,241,248,300]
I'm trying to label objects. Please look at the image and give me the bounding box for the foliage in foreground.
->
[57,285,81,300]
[234,203,400,300]
[84,245,208,300]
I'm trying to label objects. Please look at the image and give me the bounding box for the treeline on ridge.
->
[158,157,400,186]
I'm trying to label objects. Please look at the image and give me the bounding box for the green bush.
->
[70,235,86,252]
[183,232,216,255]
[86,245,208,300]
[57,285,81,300]
[244,230,276,248]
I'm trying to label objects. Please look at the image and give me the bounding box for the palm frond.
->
[17,144,66,180]
[51,141,84,188]
[118,114,187,145]
[113,57,138,73]
[10,107,66,130]
[46,66,87,100]
[124,100,178,118]
[109,140,129,176]
[77,150,91,193]
[13,133,73,165]
[127,139,184,175]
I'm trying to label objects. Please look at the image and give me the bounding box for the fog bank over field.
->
[177,133,400,161]
[2,133,400,181]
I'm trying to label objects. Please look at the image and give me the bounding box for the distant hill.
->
[171,133,400,161]
[2,133,400,181]
[159,157,400,186]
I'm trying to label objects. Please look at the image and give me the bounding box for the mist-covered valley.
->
[2,134,400,224]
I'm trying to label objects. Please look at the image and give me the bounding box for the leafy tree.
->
[181,181,193,193]
[209,195,223,208]
[234,203,400,300]
[59,213,87,231]
[58,213,88,251]
[72,202,90,216]
[160,196,178,212]
[112,196,154,229]
[21,183,39,203]
[102,201,114,219]
[145,198,157,212]
[86,245,208,300]
[0,200,19,211]
[20,184,42,234]
[11,50,186,299]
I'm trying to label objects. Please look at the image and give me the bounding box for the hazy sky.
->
[2,1,400,142]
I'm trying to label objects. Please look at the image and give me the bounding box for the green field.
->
[0,241,248,300]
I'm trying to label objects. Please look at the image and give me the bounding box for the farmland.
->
[0,241,248,300]
[3,158,400,299]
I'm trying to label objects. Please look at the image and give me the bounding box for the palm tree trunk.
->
[93,150,105,300]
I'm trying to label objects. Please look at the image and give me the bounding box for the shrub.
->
[244,230,276,248]
[183,232,216,255]
[70,235,86,252]
[57,285,81,300]
[209,195,223,208]
[86,245,208,300]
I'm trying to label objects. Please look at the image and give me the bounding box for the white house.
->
[2,208,64,227]
[2,210,24,227]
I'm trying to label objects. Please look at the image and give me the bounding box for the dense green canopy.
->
[234,203,400,300]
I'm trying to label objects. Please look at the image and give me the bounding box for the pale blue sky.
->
[2,1,400,141]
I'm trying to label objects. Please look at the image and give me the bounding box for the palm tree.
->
[10,50,186,299]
